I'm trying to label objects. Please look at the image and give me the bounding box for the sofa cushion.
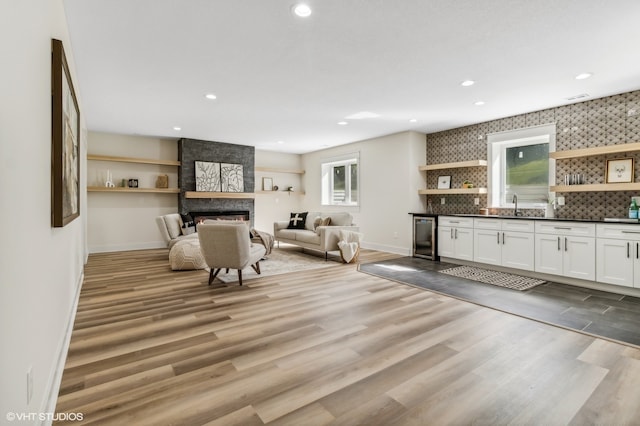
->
[296,230,321,245]
[305,211,321,230]
[287,212,308,229]
[275,229,300,240]
[328,212,353,226]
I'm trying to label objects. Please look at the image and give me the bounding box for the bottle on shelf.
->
[629,199,638,219]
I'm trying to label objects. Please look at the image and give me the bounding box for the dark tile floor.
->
[359,257,640,347]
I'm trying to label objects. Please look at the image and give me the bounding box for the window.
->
[488,124,556,208]
[321,154,359,206]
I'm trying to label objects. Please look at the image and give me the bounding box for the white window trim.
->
[487,124,556,209]
[321,152,360,206]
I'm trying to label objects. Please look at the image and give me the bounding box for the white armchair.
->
[198,222,266,286]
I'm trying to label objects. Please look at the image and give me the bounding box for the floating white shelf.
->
[419,160,487,171]
[549,142,640,160]
[418,188,487,195]
[87,186,180,194]
[87,154,181,167]
[255,167,305,174]
[550,183,640,193]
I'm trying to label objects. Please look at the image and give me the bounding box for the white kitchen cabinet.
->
[596,224,640,288]
[438,216,474,261]
[535,222,596,281]
[474,218,534,271]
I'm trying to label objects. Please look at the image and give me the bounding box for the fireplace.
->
[190,210,250,224]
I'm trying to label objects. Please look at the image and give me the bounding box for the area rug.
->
[215,247,336,284]
[439,265,545,291]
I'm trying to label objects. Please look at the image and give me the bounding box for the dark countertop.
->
[409,212,640,224]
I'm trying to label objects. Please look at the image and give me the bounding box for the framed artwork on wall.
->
[51,39,80,227]
[221,163,244,192]
[437,175,451,189]
[195,161,221,191]
[606,158,634,183]
[262,177,273,191]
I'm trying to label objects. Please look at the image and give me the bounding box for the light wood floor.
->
[55,248,640,425]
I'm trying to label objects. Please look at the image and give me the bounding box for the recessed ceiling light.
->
[409,118,418,123]
[337,121,348,125]
[277,140,285,144]
[474,101,485,106]
[173,126,181,131]
[292,3,312,17]
[575,73,593,80]
[205,93,217,100]
[461,80,475,87]
[345,111,380,119]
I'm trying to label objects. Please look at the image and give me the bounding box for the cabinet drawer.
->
[474,218,501,230]
[439,216,474,228]
[597,224,640,241]
[501,219,534,233]
[535,221,595,237]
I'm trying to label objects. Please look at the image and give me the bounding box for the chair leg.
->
[225,268,229,273]
[238,270,243,286]
[209,268,222,285]
[251,261,261,275]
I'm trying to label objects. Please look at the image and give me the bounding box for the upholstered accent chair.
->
[156,214,198,249]
[197,222,266,286]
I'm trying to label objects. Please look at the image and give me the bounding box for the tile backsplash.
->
[425,90,640,219]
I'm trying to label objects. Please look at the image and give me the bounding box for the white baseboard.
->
[89,241,166,253]
[361,241,411,256]
[40,271,84,425]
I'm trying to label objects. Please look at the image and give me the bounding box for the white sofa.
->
[274,211,359,259]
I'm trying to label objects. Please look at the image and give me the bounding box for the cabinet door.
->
[474,229,501,265]
[503,231,534,271]
[454,227,474,261]
[596,238,633,287]
[563,236,595,281]
[535,233,563,276]
[438,226,455,258]
[634,242,640,288]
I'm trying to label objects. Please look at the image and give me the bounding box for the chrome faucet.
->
[512,193,519,216]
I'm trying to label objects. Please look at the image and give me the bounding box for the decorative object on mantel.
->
[104,170,115,188]
[437,175,451,189]
[195,161,221,192]
[221,163,244,192]
[155,174,168,188]
[51,38,80,228]
[606,158,634,183]
[262,177,273,191]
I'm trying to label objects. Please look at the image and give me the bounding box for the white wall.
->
[0,0,87,421]
[254,150,303,232]
[302,131,426,255]
[87,132,179,252]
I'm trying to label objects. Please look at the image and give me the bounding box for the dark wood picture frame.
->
[51,39,80,227]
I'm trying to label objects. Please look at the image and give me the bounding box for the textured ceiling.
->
[63,0,640,153]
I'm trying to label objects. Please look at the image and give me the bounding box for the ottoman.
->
[169,239,207,271]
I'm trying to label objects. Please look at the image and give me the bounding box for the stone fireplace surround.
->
[178,138,256,225]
